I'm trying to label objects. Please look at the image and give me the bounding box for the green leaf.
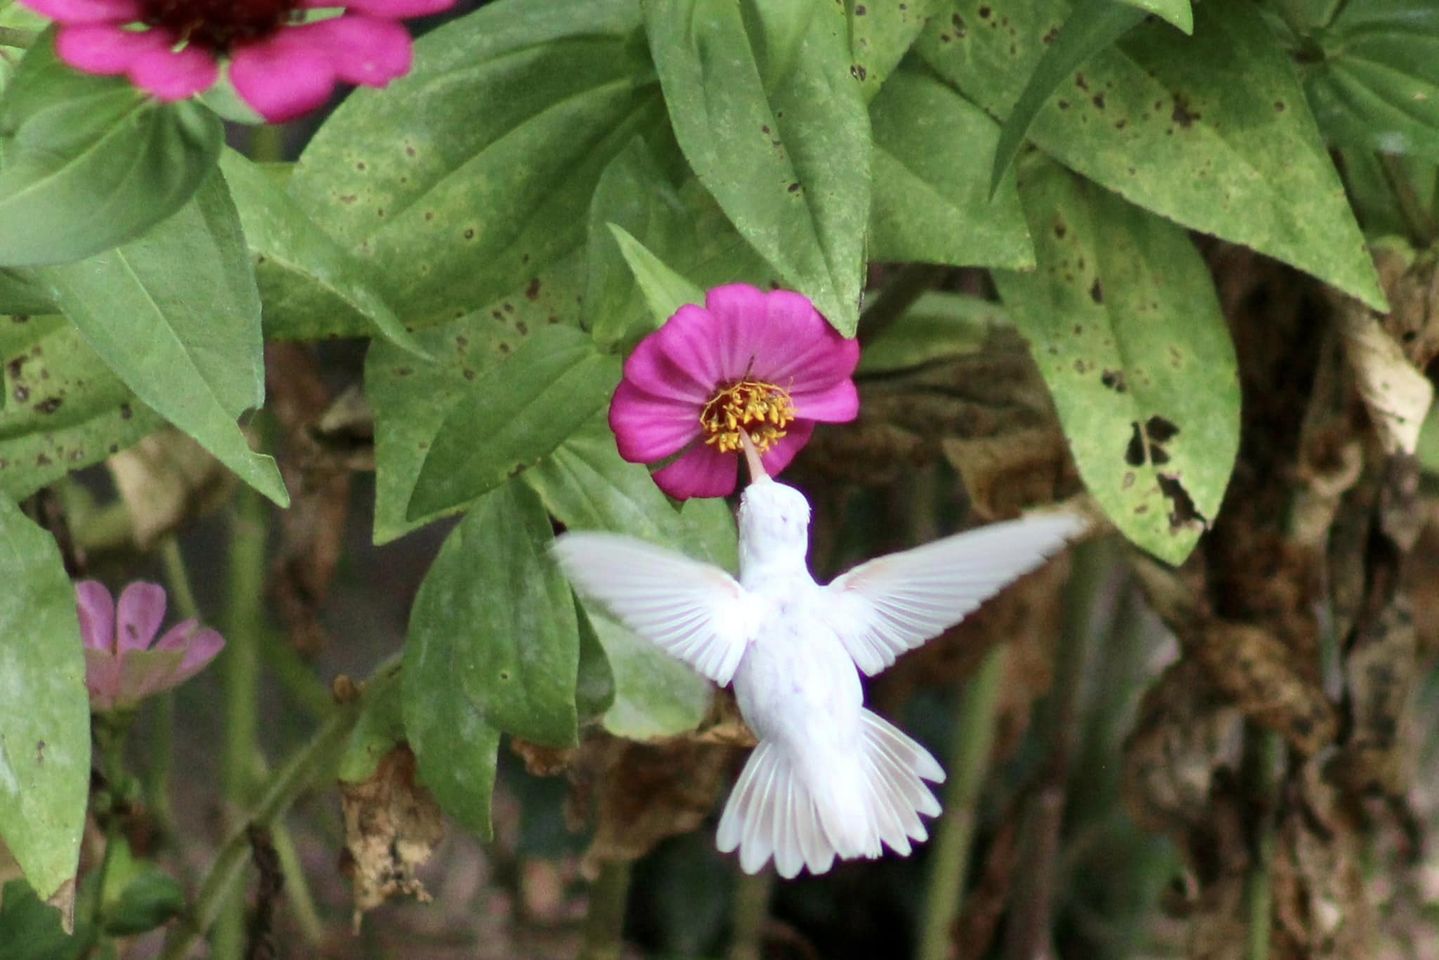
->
[0,315,163,500]
[0,495,89,900]
[574,602,617,722]
[336,664,404,784]
[0,269,54,315]
[403,482,580,836]
[0,880,88,960]
[608,225,705,327]
[1303,1,1439,160]
[290,0,663,328]
[216,150,426,356]
[407,324,619,521]
[1120,0,1191,33]
[989,0,1146,194]
[37,175,288,507]
[523,415,737,737]
[646,0,870,334]
[869,66,1033,268]
[365,258,586,543]
[845,0,947,102]
[101,853,183,936]
[584,139,781,349]
[993,160,1238,564]
[858,291,1005,375]
[918,0,1387,310]
[0,32,222,267]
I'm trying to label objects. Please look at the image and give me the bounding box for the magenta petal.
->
[129,44,218,100]
[759,419,815,476]
[652,443,739,500]
[304,0,455,16]
[55,23,167,75]
[75,581,115,654]
[229,39,337,122]
[702,284,776,378]
[623,329,715,405]
[609,381,701,463]
[19,0,140,23]
[652,304,731,389]
[790,378,859,423]
[116,582,166,653]
[283,17,412,87]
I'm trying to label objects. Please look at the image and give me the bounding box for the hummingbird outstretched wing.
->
[551,532,758,686]
[822,512,1087,676]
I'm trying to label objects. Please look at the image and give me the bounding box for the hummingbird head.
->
[738,477,812,569]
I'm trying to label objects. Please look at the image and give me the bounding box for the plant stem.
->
[579,860,633,960]
[157,693,360,960]
[145,539,198,847]
[0,26,36,49]
[857,264,948,347]
[1242,727,1282,960]
[160,537,200,620]
[917,642,1008,960]
[1378,153,1438,248]
[727,869,774,960]
[269,819,325,946]
[214,489,268,960]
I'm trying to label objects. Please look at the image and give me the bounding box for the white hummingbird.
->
[552,438,1085,878]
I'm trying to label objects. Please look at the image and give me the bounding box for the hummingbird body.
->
[553,475,1085,877]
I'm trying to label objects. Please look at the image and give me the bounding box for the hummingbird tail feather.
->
[858,709,945,857]
[716,716,945,877]
[717,742,837,878]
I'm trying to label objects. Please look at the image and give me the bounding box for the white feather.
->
[823,512,1088,675]
[550,533,757,686]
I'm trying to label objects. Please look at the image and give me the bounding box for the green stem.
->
[157,696,362,960]
[214,489,268,960]
[145,539,198,847]
[578,860,633,960]
[1242,727,1282,960]
[727,869,774,960]
[857,264,949,348]
[1378,152,1438,248]
[0,26,37,49]
[916,641,1008,960]
[269,820,325,945]
[160,538,199,620]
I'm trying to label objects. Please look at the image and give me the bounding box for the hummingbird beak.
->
[738,429,769,483]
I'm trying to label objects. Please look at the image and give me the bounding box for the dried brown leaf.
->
[107,428,233,549]
[340,745,445,929]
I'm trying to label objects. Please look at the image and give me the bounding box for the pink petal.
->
[115,581,166,654]
[281,16,412,87]
[304,0,455,16]
[55,23,168,75]
[652,443,738,500]
[790,378,859,423]
[609,380,702,463]
[19,0,139,23]
[229,38,337,123]
[622,319,718,405]
[84,648,121,712]
[759,419,815,476]
[129,44,218,100]
[74,580,115,653]
[169,627,225,684]
[699,284,860,394]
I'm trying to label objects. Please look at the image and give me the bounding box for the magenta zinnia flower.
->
[77,580,225,712]
[610,284,860,500]
[23,0,454,122]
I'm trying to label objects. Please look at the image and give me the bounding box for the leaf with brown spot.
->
[340,746,445,929]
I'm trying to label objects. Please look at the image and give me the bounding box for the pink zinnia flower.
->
[610,284,860,500]
[76,580,225,712]
[23,0,454,122]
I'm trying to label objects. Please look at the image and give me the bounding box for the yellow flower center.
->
[700,380,796,454]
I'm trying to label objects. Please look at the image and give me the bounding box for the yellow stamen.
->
[699,379,796,455]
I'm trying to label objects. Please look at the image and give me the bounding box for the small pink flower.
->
[610,284,860,500]
[23,0,455,122]
[76,580,225,712]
